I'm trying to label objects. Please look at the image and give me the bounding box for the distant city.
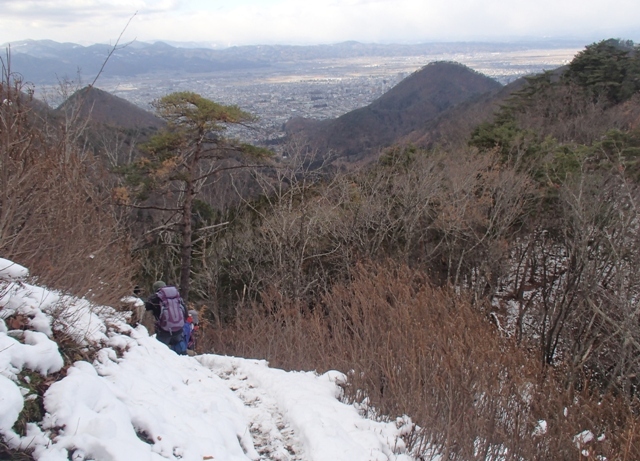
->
[37,46,580,145]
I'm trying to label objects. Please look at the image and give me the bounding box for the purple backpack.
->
[156,286,185,333]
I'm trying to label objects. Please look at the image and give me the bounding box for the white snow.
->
[0,258,28,281]
[532,420,547,437]
[574,429,595,447]
[0,258,417,461]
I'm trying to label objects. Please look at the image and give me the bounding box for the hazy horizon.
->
[1,0,639,49]
[1,36,593,50]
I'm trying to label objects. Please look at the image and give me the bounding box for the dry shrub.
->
[0,441,34,461]
[208,146,532,318]
[204,287,328,368]
[211,260,640,460]
[0,66,134,304]
[317,262,540,459]
[529,379,640,460]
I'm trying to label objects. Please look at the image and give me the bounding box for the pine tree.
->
[116,92,269,301]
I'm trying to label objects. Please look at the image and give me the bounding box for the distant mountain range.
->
[2,38,585,85]
[4,39,269,84]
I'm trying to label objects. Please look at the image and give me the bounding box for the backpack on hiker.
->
[156,286,186,333]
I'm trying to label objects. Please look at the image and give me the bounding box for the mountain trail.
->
[214,361,307,461]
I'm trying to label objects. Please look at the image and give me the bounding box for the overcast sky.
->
[1,0,639,47]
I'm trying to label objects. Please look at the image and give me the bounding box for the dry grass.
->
[0,68,135,305]
[208,261,640,460]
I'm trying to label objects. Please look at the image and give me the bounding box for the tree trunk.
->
[180,179,193,303]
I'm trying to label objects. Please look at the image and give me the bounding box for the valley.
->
[38,45,580,145]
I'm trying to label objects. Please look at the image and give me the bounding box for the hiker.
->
[145,281,189,354]
[182,314,195,355]
[187,309,199,352]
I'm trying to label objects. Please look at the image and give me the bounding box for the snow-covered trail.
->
[1,257,416,461]
[210,358,306,461]
[198,354,414,461]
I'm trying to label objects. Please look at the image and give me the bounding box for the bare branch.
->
[192,163,271,183]
[90,11,137,87]
[122,203,183,212]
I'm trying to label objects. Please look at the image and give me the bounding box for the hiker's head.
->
[152,281,166,292]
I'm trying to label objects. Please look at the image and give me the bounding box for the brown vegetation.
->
[196,108,640,459]
[56,86,164,131]
[0,60,134,304]
[206,261,640,460]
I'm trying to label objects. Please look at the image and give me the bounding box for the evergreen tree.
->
[116,92,269,301]
[564,39,640,104]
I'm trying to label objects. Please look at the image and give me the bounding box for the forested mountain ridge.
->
[469,38,640,179]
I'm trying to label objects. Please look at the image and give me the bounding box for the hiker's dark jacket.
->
[144,293,163,320]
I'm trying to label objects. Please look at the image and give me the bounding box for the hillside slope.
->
[401,75,530,149]
[56,86,164,130]
[284,61,502,163]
